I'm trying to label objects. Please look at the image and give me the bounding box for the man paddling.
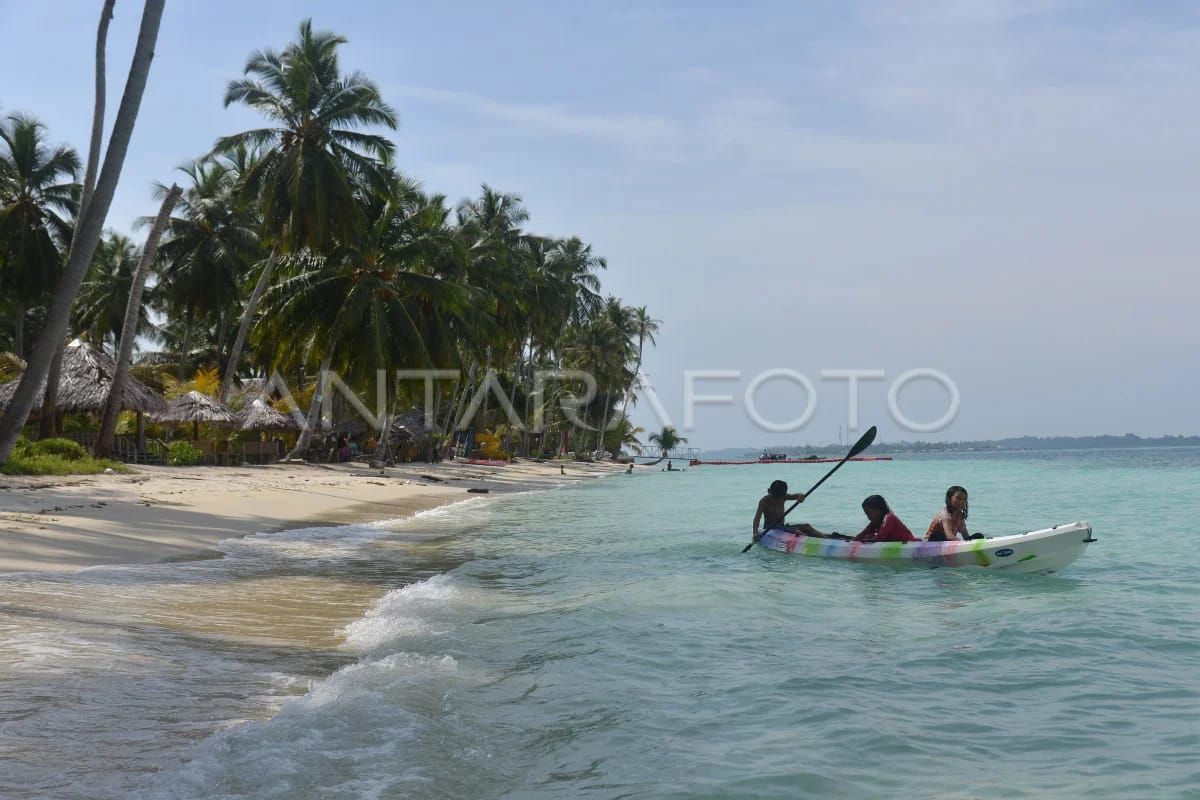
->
[752,480,843,543]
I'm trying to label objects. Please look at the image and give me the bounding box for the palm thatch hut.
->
[239,398,298,432]
[0,339,166,414]
[0,340,166,447]
[154,391,238,440]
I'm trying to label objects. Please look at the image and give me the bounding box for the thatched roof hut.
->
[389,407,433,441]
[0,339,165,414]
[239,398,298,432]
[155,391,238,425]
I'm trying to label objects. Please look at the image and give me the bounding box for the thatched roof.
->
[239,398,298,431]
[155,391,238,424]
[0,339,166,414]
[388,407,433,441]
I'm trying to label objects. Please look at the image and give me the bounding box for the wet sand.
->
[0,459,624,574]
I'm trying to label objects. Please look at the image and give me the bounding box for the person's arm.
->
[786,492,806,502]
[941,515,959,541]
[854,523,873,542]
[752,502,764,541]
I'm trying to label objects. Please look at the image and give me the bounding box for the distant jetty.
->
[688,456,893,466]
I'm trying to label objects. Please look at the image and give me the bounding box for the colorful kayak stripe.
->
[755,521,1094,574]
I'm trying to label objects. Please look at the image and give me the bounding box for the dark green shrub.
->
[167,440,202,466]
[31,437,88,460]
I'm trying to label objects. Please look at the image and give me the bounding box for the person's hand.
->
[797,492,806,502]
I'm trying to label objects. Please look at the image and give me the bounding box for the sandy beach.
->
[0,459,625,574]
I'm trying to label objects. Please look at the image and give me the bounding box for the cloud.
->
[389,84,676,149]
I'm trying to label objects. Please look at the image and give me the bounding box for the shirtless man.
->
[752,480,836,543]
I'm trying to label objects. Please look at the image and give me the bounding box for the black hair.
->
[861,494,890,515]
[768,480,788,498]
[945,485,969,519]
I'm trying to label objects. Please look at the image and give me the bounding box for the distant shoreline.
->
[702,435,1200,460]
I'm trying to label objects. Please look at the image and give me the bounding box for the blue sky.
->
[2,1,1198,447]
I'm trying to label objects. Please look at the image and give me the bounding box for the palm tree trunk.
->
[596,386,612,456]
[215,304,229,369]
[177,306,194,380]
[37,346,63,440]
[78,0,115,221]
[285,347,335,460]
[442,361,475,458]
[521,330,535,456]
[95,185,181,458]
[0,0,166,466]
[220,248,277,402]
[41,0,114,444]
[12,301,24,359]
[615,335,645,437]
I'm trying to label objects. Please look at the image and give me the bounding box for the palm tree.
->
[593,297,636,453]
[257,177,468,459]
[0,0,166,466]
[0,114,80,358]
[614,305,660,432]
[95,184,181,457]
[154,154,262,377]
[452,185,532,432]
[648,425,687,456]
[74,232,151,353]
[214,18,398,401]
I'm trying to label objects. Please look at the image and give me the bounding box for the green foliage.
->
[2,452,126,475]
[167,440,202,466]
[30,437,87,460]
[0,114,81,310]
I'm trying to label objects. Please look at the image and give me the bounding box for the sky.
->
[2,0,1198,449]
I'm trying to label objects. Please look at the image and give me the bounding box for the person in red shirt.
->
[853,495,915,542]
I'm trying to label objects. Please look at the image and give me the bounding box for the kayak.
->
[755,520,1095,575]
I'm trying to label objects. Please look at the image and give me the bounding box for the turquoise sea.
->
[2,448,1199,798]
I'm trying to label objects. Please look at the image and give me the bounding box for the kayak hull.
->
[756,521,1095,575]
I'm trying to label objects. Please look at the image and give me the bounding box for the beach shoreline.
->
[0,458,625,574]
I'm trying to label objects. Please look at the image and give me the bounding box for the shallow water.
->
[2,449,1199,798]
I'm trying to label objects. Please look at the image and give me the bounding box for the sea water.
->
[1,449,1198,798]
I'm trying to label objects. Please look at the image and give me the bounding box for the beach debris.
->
[467,488,489,493]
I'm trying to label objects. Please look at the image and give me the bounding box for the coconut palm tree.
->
[0,114,80,358]
[648,425,687,456]
[613,305,660,432]
[95,184,181,457]
[0,0,165,466]
[593,297,637,453]
[258,177,469,459]
[154,154,262,377]
[74,232,153,354]
[214,17,398,401]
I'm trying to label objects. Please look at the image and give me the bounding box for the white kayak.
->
[756,520,1095,575]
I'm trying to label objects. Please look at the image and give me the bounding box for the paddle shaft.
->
[741,425,878,553]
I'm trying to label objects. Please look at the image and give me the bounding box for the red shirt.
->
[855,512,915,542]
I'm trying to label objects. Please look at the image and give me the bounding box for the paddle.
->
[741,425,878,553]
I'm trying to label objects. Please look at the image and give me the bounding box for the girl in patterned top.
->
[925,485,984,541]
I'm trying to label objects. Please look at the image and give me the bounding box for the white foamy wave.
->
[301,651,458,708]
[340,574,461,653]
[132,650,464,800]
[215,522,393,564]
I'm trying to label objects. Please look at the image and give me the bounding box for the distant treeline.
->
[702,434,1200,459]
